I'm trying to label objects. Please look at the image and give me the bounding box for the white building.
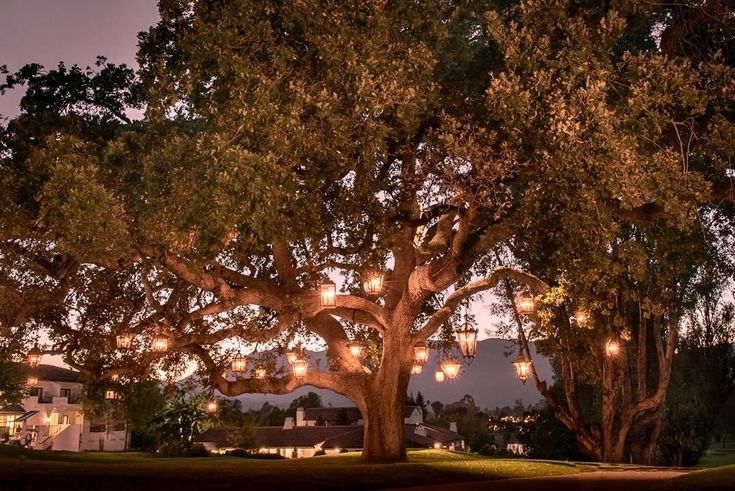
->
[0,364,128,452]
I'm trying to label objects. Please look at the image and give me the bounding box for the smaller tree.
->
[152,389,207,449]
[229,423,259,450]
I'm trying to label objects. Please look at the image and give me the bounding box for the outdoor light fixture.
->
[254,367,267,379]
[434,369,445,383]
[456,322,479,359]
[231,354,248,374]
[441,356,461,380]
[152,336,169,353]
[515,291,535,315]
[292,358,308,381]
[105,390,118,400]
[411,364,423,375]
[572,310,590,328]
[605,339,621,357]
[348,340,365,358]
[320,280,337,307]
[206,399,218,413]
[116,333,133,350]
[26,376,38,386]
[363,273,384,296]
[413,341,429,365]
[513,353,533,384]
[286,350,300,365]
[27,344,42,368]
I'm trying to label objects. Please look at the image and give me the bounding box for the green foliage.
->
[0,362,26,404]
[152,389,207,449]
[286,391,322,417]
[126,380,166,451]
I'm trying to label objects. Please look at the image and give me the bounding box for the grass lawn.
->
[698,441,735,468]
[0,447,589,490]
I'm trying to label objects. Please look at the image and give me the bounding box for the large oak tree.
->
[1,1,733,463]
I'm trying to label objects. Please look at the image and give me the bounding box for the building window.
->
[29,387,42,398]
[60,388,71,399]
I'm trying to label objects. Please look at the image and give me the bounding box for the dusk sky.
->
[0,0,159,119]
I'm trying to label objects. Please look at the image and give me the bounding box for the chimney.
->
[449,422,458,433]
[283,417,295,430]
[296,407,305,427]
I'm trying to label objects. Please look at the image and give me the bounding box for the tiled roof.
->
[303,406,421,422]
[196,422,462,450]
[22,364,81,383]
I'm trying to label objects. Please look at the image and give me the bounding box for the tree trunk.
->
[359,336,412,463]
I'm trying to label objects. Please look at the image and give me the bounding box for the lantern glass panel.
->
[515,292,535,315]
[441,358,461,380]
[413,342,429,365]
[363,274,384,296]
[27,345,42,368]
[231,355,248,374]
[292,359,308,380]
[456,324,478,359]
[434,370,445,383]
[152,336,168,353]
[320,281,336,307]
[116,333,133,350]
[512,354,532,384]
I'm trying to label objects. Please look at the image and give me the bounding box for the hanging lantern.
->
[26,376,38,386]
[292,358,308,380]
[206,399,218,413]
[434,369,445,383]
[605,339,620,357]
[347,340,365,358]
[413,341,429,365]
[152,336,169,353]
[231,354,248,374]
[515,291,535,315]
[456,322,479,359]
[513,353,533,384]
[116,333,133,350]
[411,364,423,375]
[286,350,300,365]
[27,344,42,368]
[363,273,384,296]
[254,367,267,379]
[320,280,337,307]
[105,389,118,400]
[441,356,461,380]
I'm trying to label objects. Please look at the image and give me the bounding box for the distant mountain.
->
[407,338,552,410]
[231,339,551,411]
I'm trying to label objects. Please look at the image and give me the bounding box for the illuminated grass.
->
[0,448,587,490]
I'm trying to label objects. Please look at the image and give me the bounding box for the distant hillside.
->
[231,339,552,410]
